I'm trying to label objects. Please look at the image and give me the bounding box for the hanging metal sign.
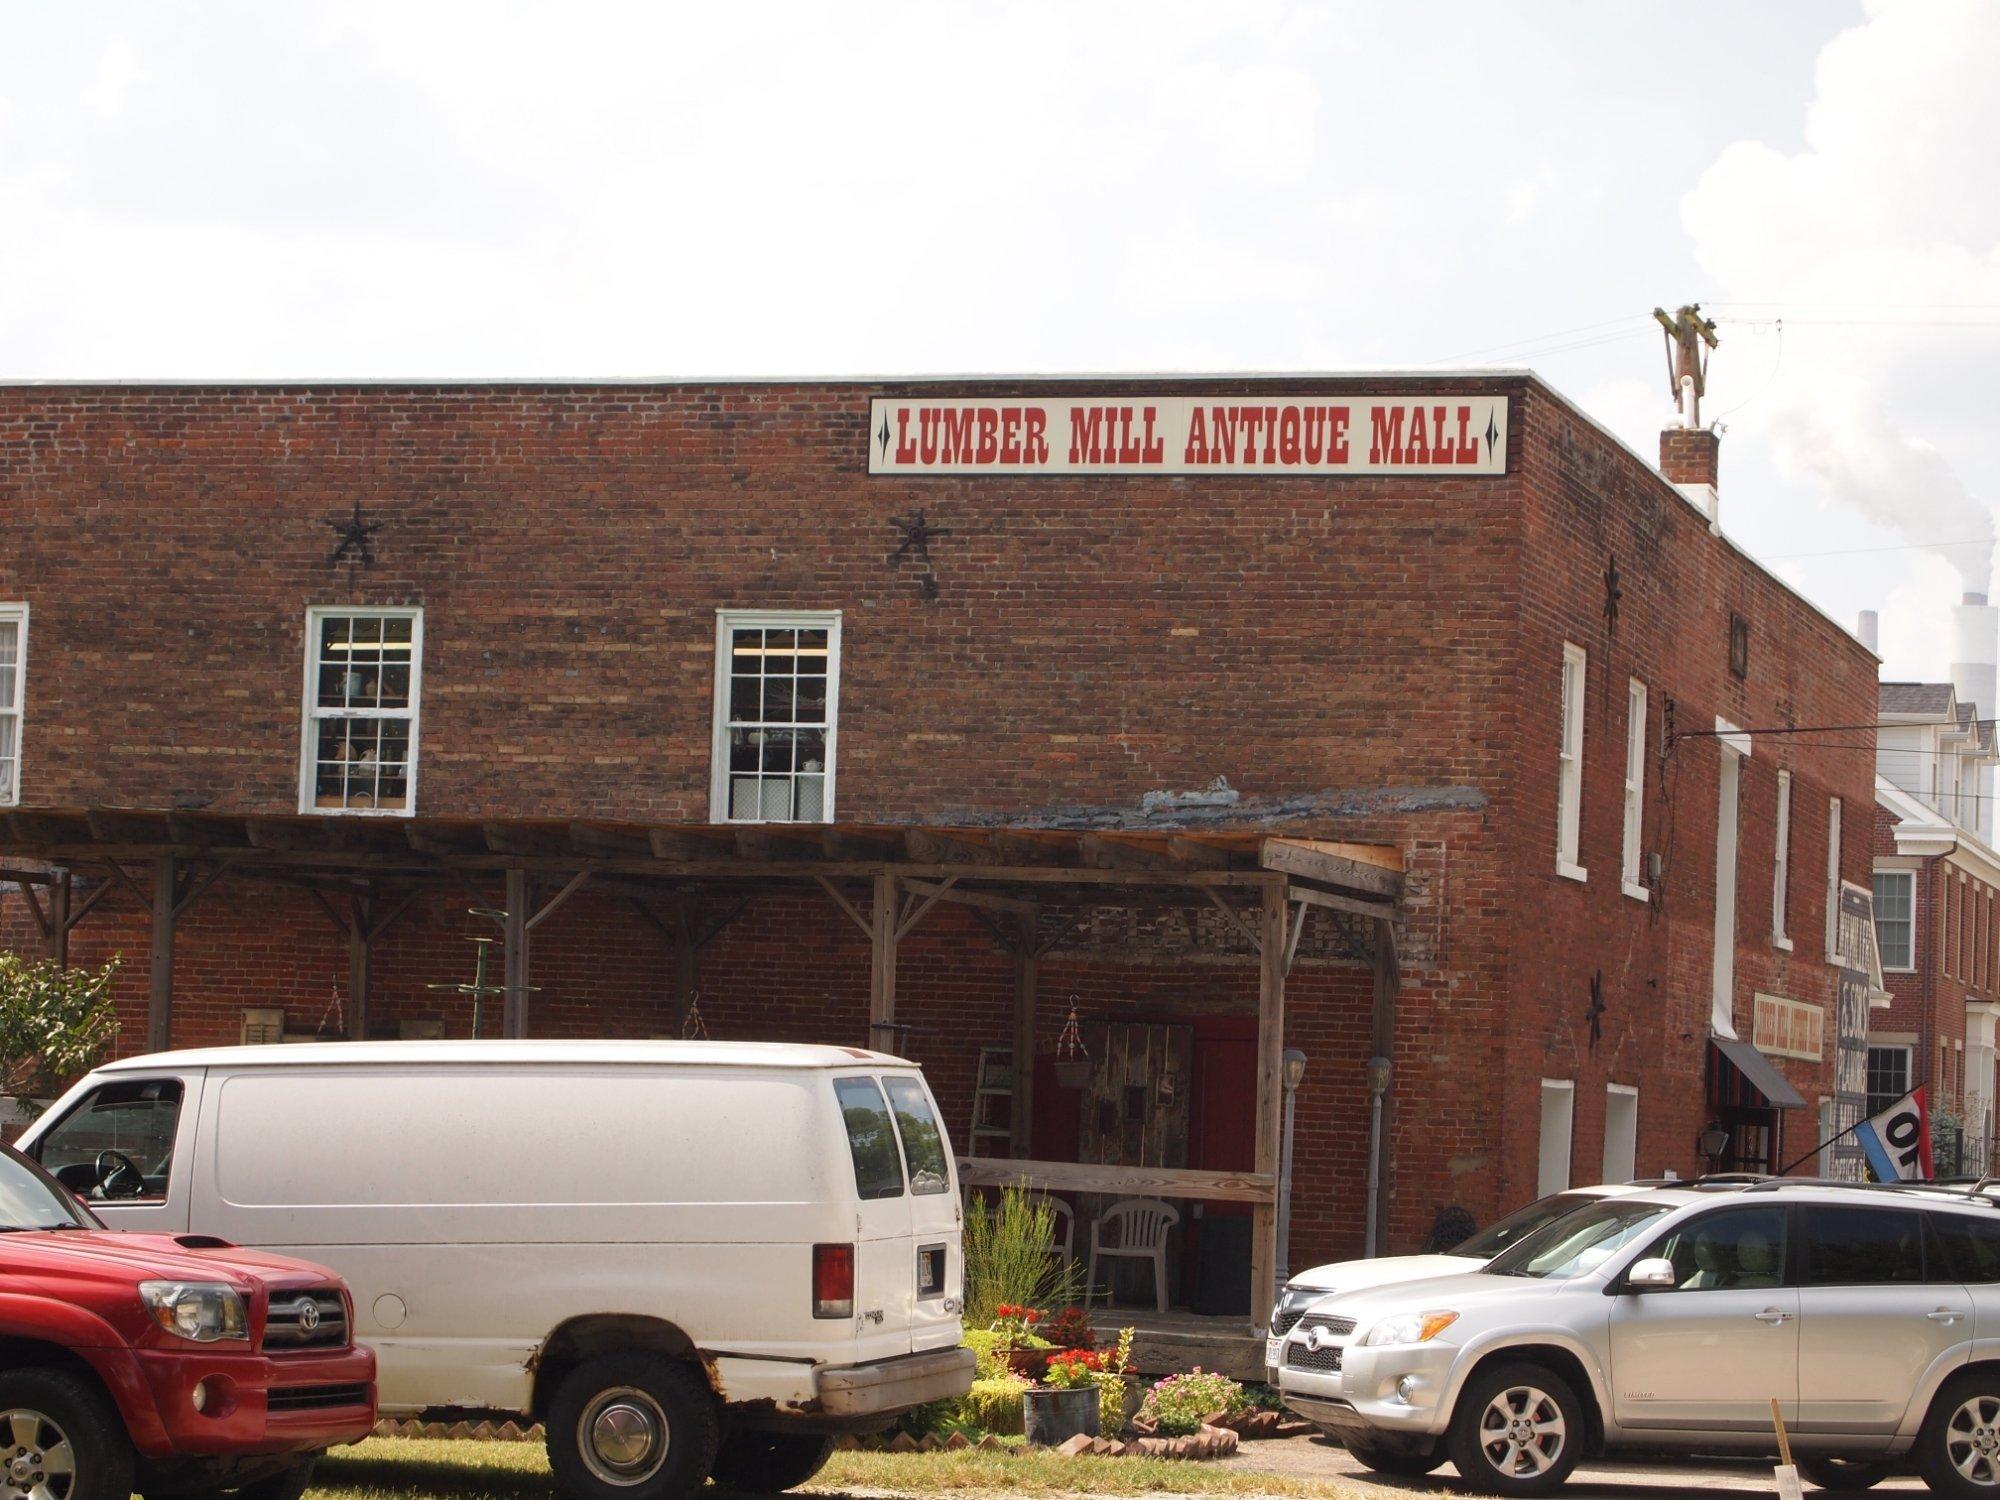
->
[867,394,1508,476]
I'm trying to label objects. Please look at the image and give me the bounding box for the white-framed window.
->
[1602,1084,1639,1183]
[1866,1044,1911,1116]
[1621,678,1647,899]
[299,607,422,816]
[711,610,841,823]
[1556,643,1587,881]
[1825,796,1842,961]
[1772,769,1793,949]
[1872,869,1916,972]
[0,603,24,806]
[1538,1079,1575,1195]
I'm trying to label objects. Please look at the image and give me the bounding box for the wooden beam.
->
[102,860,149,909]
[1286,882,1396,921]
[305,885,349,936]
[1202,888,1263,953]
[1079,833,1179,872]
[1283,899,1310,976]
[988,830,1073,866]
[823,827,908,861]
[348,890,372,1041]
[869,872,898,1048]
[568,821,653,859]
[525,869,591,932]
[1250,879,1287,1334]
[50,871,70,969]
[1259,838,1403,899]
[502,867,530,1039]
[1371,916,1400,1252]
[813,876,874,941]
[365,888,420,944]
[6,877,50,940]
[0,866,56,886]
[64,876,114,934]
[1011,910,1037,1159]
[171,859,233,922]
[901,877,1038,918]
[903,828,1004,866]
[895,876,956,941]
[147,854,176,1053]
[956,1156,1276,1205]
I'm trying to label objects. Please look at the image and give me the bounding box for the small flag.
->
[1856,1087,1933,1183]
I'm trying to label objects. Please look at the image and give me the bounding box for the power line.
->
[1763,537,1997,562]
[1422,317,1650,367]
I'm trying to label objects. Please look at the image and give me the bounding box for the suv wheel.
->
[709,1431,835,1492]
[1444,1361,1584,1496]
[547,1355,718,1500]
[0,1368,134,1500]
[1920,1376,2000,1498]
[1795,1455,1897,1492]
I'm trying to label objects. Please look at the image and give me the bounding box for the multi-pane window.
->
[1873,870,1915,971]
[0,604,24,806]
[1866,1045,1911,1117]
[301,608,421,815]
[1556,643,1586,879]
[1825,797,1843,960]
[1621,679,1647,894]
[1772,769,1792,947]
[712,611,840,823]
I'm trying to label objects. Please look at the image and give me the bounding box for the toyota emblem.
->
[295,1298,321,1333]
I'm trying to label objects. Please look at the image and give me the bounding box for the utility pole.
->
[1653,303,1720,428]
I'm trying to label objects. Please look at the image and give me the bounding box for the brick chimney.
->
[1661,426,1720,533]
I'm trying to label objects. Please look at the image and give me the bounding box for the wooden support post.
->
[348,891,372,1041]
[1371,917,1400,1257]
[1011,910,1038,1159]
[869,872,898,1050]
[51,870,70,970]
[1250,878,1287,1333]
[148,855,176,1053]
[503,867,529,1040]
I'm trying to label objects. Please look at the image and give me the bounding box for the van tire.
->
[547,1354,718,1500]
[709,1431,835,1492]
[1442,1360,1583,1496]
[0,1365,136,1500]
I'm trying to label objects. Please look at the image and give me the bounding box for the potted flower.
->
[990,1303,1050,1379]
[1024,1348,1104,1446]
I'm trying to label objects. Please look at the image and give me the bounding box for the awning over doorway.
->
[1711,1036,1806,1111]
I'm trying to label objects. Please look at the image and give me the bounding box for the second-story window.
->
[1773,769,1793,949]
[1873,869,1915,972]
[0,604,24,806]
[1825,796,1843,960]
[1556,643,1587,881]
[712,610,841,823]
[300,608,422,815]
[1621,678,1647,897]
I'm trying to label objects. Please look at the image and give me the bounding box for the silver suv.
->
[1276,1181,2000,1496]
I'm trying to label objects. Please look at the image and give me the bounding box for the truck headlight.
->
[139,1281,249,1343]
[1361,1310,1458,1348]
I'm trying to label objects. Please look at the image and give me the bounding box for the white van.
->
[19,1040,974,1500]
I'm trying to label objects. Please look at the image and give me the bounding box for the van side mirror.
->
[1624,1257,1677,1291]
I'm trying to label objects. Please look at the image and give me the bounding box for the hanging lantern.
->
[1052,997,1092,1090]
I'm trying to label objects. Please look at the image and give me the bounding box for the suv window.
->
[1458,1192,1602,1259]
[882,1076,949,1196]
[1486,1198,1677,1280]
[1800,1205,1934,1286]
[833,1077,905,1201]
[35,1079,183,1202]
[1933,1211,2000,1282]
[1648,1205,1788,1291]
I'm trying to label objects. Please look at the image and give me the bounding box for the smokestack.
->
[1858,610,1880,654]
[1951,592,1998,841]
[1661,427,1721,534]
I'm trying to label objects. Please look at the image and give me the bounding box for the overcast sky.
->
[4,0,1995,686]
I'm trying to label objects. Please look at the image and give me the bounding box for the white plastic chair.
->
[1042,1197,1075,1266]
[1086,1197,1180,1312]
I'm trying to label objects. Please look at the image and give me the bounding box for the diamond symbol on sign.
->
[877,417,891,459]
[1485,412,1500,456]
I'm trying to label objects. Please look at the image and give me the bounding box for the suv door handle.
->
[1753,1308,1792,1324]
[1928,1309,1966,1324]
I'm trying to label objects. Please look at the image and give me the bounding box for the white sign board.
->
[867,395,1509,476]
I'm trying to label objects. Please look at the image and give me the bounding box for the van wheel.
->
[1918,1372,2000,1498]
[709,1432,835,1492]
[547,1355,718,1500]
[0,1366,135,1500]
[1443,1361,1583,1496]
[1343,1439,1443,1477]
[1795,1456,1897,1492]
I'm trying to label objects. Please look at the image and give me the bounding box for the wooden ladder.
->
[969,1045,1014,1155]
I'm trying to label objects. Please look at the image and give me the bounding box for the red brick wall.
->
[0,377,1880,1255]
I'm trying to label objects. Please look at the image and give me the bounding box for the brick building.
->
[0,375,1878,1322]
[1871,670,2000,1172]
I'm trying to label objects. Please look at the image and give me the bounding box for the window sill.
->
[1621,880,1651,904]
[1557,860,1588,885]
[1773,934,1794,952]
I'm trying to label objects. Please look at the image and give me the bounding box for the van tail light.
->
[813,1243,855,1319]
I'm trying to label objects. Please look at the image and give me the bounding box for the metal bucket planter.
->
[1023,1385,1100,1447]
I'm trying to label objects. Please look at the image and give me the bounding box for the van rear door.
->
[881,1073,963,1354]
[831,1075,917,1361]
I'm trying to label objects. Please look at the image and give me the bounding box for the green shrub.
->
[1095,1326,1137,1434]
[1140,1369,1246,1436]
[962,1328,1008,1381]
[955,1376,1029,1436]
[894,1397,960,1438]
[0,954,118,1107]
[962,1186,1081,1327]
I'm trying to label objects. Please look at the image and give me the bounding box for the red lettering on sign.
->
[942,408,976,463]
[918,409,940,464]
[1368,407,1404,464]
[1140,406,1165,463]
[1116,407,1142,464]
[1454,405,1481,463]
[1278,407,1301,465]
[1069,407,1105,464]
[1239,406,1264,462]
[975,408,999,464]
[1184,407,1209,464]
[1405,406,1430,464]
[1025,408,1049,464]
[1209,407,1238,464]
[1000,409,1023,464]
[1328,406,1350,463]
[895,409,917,464]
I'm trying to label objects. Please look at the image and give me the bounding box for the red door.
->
[1184,1017,1257,1294]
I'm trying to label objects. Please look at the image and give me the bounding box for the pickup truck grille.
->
[263,1289,349,1351]
[267,1383,370,1412]
[1286,1342,1344,1373]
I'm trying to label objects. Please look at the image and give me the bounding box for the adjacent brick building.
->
[0,374,1879,1311]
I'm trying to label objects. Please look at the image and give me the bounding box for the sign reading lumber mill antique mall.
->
[868,395,1509,475]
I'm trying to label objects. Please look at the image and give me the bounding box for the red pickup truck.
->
[0,1143,376,1500]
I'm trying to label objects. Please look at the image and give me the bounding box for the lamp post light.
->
[1276,1048,1308,1285]
[1698,1120,1731,1173]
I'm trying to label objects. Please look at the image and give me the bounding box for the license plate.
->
[1265,1336,1283,1369]
[918,1244,946,1298]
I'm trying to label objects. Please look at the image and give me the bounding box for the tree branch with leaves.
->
[0,954,120,1109]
